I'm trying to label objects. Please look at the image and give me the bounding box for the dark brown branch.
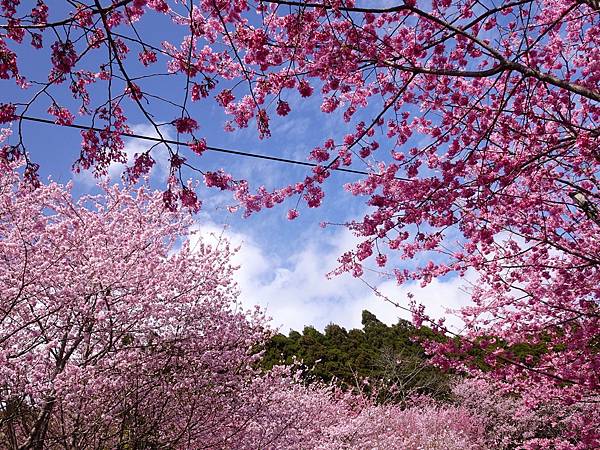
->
[378,61,507,78]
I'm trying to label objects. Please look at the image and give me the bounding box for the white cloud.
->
[194,221,474,334]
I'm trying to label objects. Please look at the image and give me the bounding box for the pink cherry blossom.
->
[172,117,198,134]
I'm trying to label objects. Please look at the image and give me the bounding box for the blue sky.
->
[1,2,473,334]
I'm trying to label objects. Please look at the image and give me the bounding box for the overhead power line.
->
[20,115,373,177]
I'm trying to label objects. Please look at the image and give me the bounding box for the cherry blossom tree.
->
[0,162,276,448]
[0,0,599,444]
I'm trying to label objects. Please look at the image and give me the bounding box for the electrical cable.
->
[20,115,375,177]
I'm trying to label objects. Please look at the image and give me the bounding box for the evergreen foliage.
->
[261,311,451,402]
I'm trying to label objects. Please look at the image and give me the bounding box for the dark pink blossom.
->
[204,170,233,190]
[0,103,16,123]
[50,40,77,78]
[276,100,291,116]
[189,138,207,155]
[47,104,74,125]
[173,117,198,134]
[30,33,43,49]
[126,152,155,182]
[31,1,48,25]
[179,187,200,212]
[257,109,270,139]
[298,80,313,97]
[215,89,234,107]
[138,49,157,66]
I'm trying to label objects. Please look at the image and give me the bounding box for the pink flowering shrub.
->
[452,377,600,449]
[317,402,485,450]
